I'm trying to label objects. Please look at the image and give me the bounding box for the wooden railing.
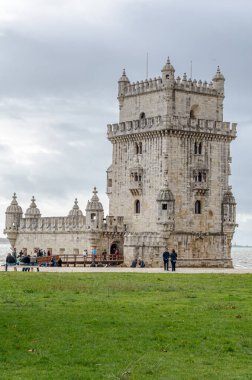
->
[61,254,124,267]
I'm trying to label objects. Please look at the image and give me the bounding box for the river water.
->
[0,244,252,269]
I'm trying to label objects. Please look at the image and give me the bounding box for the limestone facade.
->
[4,58,237,267]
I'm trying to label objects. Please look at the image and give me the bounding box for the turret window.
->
[135,142,143,155]
[135,200,141,214]
[91,213,96,221]
[194,142,202,155]
[162,203,168,210]
[195,200,201,214]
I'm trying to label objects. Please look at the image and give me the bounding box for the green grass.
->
[0,273,252,380]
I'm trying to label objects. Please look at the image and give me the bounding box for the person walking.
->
[162,249,170,271]
[171,249,177,272]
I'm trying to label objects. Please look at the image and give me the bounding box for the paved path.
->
[1,266,252,274]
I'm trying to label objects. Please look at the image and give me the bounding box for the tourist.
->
[162,249,170,271]
[50,257,56,267]
[91,247,96,261]
[171,249,177,272]
[130,259,137,268]
[138,259,145,268]
[57,257,62,267]
[102,250,107,260]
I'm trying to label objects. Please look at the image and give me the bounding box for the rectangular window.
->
[108,179,112,187]
[162,204,168,210]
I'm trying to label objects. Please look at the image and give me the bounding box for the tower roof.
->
[118,68,129,83]
[161,57,175,73]
[85,187,104,212]
[6,193,23,214]
[68,198,83,217]
[223,187,236,204]
[25,196,41,218]
[212,66,225,81]
[156,181,174,201]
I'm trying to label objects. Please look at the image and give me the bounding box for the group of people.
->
[130,258,145,268]
[163,249,177,271]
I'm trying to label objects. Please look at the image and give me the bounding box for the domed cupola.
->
[25,196,41,218]
[161,57,175,85]
[156,181,175,230]
[157,182,175,203]
[68,198,83,217]
[5,193,23,229]
[118,68,130,97]
[212,66,225,95]
[85,187,104,229]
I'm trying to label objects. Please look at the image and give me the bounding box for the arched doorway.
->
[110,241,122,262]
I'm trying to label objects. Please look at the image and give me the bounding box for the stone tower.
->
[107,58,237,267]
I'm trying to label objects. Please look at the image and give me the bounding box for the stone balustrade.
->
[107,116,237,139]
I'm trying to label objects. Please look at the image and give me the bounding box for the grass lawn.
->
[0,273,252,380]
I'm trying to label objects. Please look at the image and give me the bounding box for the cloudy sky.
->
[0,0,251,244]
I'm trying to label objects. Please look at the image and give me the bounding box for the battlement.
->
[107,116,237,140]
[122,74,217,97]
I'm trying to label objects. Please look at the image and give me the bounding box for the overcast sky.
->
[0,0,251,244]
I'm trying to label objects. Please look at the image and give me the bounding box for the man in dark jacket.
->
[162,249,170,271]
[171,249,177,272]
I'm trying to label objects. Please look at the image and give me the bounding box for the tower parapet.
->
[107,116,237,140]
[118,59,222,99]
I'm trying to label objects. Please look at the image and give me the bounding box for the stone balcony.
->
[193,182,208,195]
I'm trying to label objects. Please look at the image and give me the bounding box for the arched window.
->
[198,142,202,155]
[198,172,202,182]
[135,200,140,214]
[139,142,142,154]
[190,109,195,119]
[135,142,139,154]
[195,200,201,214]
[140,112,145,119]
[194,142,198,154]
[194,141,202,155]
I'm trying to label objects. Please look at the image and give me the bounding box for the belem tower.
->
[4,58,237,267]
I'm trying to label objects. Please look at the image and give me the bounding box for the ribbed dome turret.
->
[156,181,174,201]
[68,198,83,217]
[223,187,236,204]
[118,68,129,83]
[25,196,41,218]
[161,57,175,73]
[212,66,225,82]
[6,193,23,215]
[85,187,103,212]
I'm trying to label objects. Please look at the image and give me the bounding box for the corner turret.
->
[4,193,23,248]
[118,69,130,97]
[212,66,225,95]
[5,193,23,229]
[85,187,104,229]
[161,57,175,87]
